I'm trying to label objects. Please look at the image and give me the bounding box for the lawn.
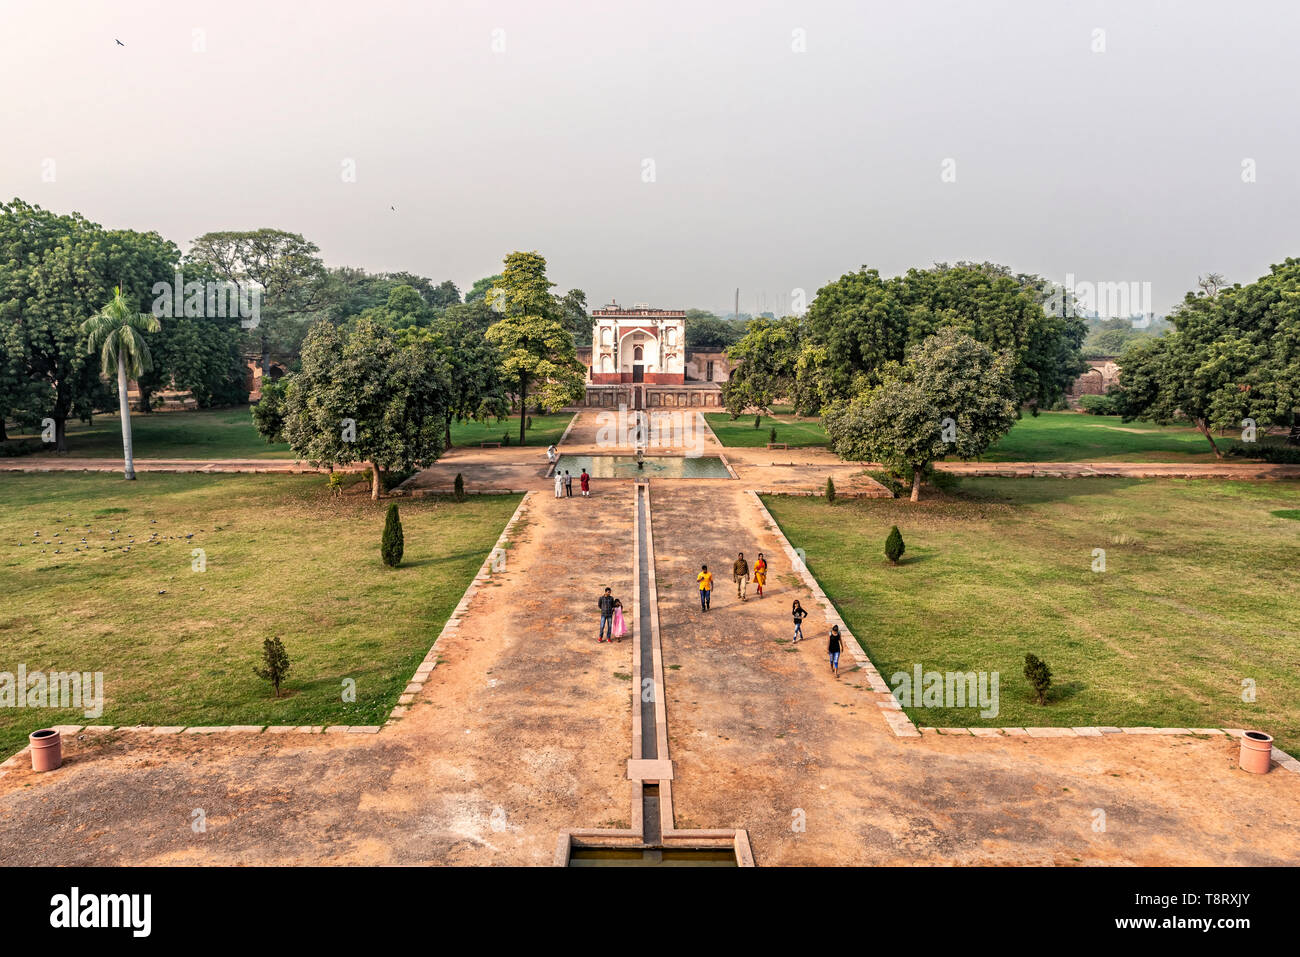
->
[762,478,1300,754]
[450,412,573,447]
[4,407,574,459]
[982,412,1235,462]
[704,412,829,448]
[0,472,520,758]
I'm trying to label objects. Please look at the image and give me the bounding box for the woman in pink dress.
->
[612,599,626,641]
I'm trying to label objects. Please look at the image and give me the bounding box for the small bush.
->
[1078,393,1123,416]
[825,476,836,502]
[381,468,416,492]
[866,470,904,498]
[381,503,404,567]
[754,414,761,429]
[527,415,533,430]
[502,432,510,446]
[1223,440,1300,464]
[1023,653,1053,705]
[769,426,778,444]
[884,525,905,564]
[454,472,465,501]
[328,472,345,497]
[253,636,291,698]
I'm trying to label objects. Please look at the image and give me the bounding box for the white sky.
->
[3,0,1296,316]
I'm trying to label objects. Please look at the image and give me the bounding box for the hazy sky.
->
[3,0,1297,316]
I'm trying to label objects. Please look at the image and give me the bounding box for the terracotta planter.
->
[28,728,62,772]
[1238,730,1273,774]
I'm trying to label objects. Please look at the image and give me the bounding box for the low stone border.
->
[694,412,740,479]
[747,491,919,737]
[0,492,533,771]
[381,490,533,728]
[750,489,1300,772]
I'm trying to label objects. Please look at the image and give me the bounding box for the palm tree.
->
[82,286,161,479]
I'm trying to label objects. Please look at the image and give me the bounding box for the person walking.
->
[828,624,843,677]
[733,552,750,601]
[791,599,808,643]
[598,587,616,643]
[612,599,626,640]
[564,470,574,497]
[546,444,557,465]
[580,468,590,497]
[553,469,564,498]
[696,563,713,611]
[753,552,768,599]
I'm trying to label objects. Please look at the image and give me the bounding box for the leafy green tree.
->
[824,331,1018,501]
[1023,653,1052,705]
[465,274,502,305]
[82,286,162,479]
[685,309,745,350]
[1,199,178,450]
[188,228,326,377]
[267,318,452,499]
[722,315,805,415]
[484,252,584,444]
[557,288,592,345]
[381,503,404,566]
[1119,261,1300,456]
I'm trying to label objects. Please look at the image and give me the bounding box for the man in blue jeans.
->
[598,587,616,643]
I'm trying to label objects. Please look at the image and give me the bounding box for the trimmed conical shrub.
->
[825,476,836,503]
[1024,653,1053,705]
[884,525,905,564]
[381,503,404,567]
[454,472,465,501]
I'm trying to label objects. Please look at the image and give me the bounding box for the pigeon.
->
[115,38,125,46]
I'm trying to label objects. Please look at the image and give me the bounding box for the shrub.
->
[1223,440,1300,464]
[502,432,510,446]
[381,503,404,567]
[769,426,778,444]
[1078,393,1123,416]
[454,472,465,501]
[253,636,291,698]
[328,472,345,497]
[754,414,761,429]
[527,415,533,430]
[381,468,416,492]
[884,525,905,564]
[1023,653,1053,705]
[825,476,836,502]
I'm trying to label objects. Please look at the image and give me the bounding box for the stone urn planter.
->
[29,728,63,772]
[1238,730,1273,774]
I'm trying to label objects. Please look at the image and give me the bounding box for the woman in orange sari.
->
[753,552,768,598]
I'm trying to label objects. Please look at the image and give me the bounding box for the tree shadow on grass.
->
[1048,680,1087,704]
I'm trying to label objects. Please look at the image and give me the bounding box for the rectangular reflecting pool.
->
[567,847,738,867]
[554,454,732,479]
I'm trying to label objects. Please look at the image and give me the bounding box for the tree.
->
[797,262,1086,415]
[253,636,291,698]
[484,252,585,444]
[557,288,592,345]
[265,318,452,499]
[684,309,745,351]
[823,331,1019,501]
[465,274,502,305]
[825,476,836,503]
[1119,261,1300,457]
[82,286,162,479]
[381,503,404,566]
[722,315,805,415]
[188,228,326,376]
[1,199,178,451]
[413,310,509,447]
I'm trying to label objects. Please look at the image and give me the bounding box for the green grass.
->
[0,473,520,758]
[983,412,1251,462]
[704,412,829,448]
[10,407,292,459]
[762,479,1300,754]
[448,413,573,447]
[4,407,574,459]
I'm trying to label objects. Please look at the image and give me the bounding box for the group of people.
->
[547,445,592,499]
[578,551,833,677]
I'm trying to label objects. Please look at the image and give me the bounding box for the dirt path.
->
[648,483,1300,865]
[0,488,636,865]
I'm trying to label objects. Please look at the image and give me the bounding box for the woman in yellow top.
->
[753,552,768,599]
[696,564,713,612]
